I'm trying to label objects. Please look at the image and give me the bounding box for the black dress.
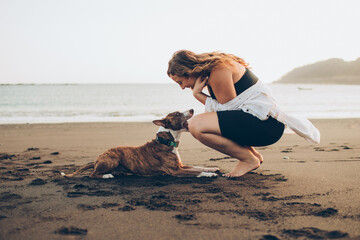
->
[207,69,285,147]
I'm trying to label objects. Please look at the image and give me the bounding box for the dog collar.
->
[156,136,179,147]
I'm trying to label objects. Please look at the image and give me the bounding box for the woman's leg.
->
[188,112,262,177]
[248,146,264,164]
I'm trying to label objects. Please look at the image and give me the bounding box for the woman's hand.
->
[191,76,209,105]
[191,76,208,94]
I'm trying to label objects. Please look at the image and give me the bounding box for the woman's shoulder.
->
[208,66,233,83]
[207,63,235,95]
[209,60,246,84]
[211,60,245,72]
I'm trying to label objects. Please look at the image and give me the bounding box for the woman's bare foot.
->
[249,147,264,164]
[223,154,261,178]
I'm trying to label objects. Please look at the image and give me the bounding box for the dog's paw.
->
[60,172,66,177]
[205,167,220,172]
[102,174,114,179]
[197,172,218,178]
[192,166,220,172]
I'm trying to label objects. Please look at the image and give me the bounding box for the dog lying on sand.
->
[61,109,219,178]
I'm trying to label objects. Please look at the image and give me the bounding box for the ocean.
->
[1,83,360,124]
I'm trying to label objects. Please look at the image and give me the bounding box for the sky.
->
[0,0,359,84]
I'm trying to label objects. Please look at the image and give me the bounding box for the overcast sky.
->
[0,0,359,84]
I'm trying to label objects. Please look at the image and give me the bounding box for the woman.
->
[168,50,320,178]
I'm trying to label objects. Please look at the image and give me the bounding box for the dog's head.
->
[153,109,194,131]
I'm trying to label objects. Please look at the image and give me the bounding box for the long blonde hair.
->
[167,50,249,78]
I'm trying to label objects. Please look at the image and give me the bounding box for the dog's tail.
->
[61,163,95,178]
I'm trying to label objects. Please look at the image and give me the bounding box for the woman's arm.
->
[207,67,237,104]
[192,62,241,105]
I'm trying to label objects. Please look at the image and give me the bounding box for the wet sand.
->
[0,119,360,240]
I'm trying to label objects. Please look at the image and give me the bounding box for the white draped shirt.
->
[204,81,320,144]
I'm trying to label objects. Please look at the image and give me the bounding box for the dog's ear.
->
[152,119,166,127]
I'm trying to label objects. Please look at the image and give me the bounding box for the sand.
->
[0,119,360,240]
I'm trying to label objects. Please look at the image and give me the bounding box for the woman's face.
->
[170,75,195,90]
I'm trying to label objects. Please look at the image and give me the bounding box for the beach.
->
[0,119,360,240]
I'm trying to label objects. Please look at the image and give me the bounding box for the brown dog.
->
[61,109,219,178]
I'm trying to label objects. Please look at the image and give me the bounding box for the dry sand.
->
[0,119,360,240]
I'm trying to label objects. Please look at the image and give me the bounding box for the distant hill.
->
[275,58,360,84]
